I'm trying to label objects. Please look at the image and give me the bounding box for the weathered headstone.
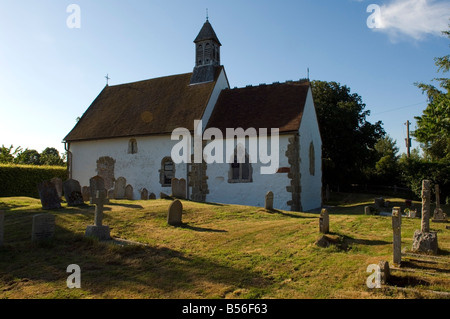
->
[168,200,183,226]
[85,190,111,240]
[407,208,418,218]
[378,260,390,285]
[421,180,431,233]
[125,184,134,200]
[107,189,114,200]
[38,181,62,210]
[114,177,127,199]
[31,214,55,242]
[0,211,4,246]
[171,178,187,199]
[149,193,156,200]
[432,184,447,222]
[392,207,402,265]
[364,206,371,215]
[140,188,149,200]
[50,177,63,198]
[374,197,385,210]
[319,208,329,234]
[265,191,274,210]
[82,186,90,202]
[89,175,105,204]
[63,179,84,206]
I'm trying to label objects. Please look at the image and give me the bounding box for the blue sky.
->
[0,0,449,156]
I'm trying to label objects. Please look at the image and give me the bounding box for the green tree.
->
[14,149,41,165]
[40,147,64,166]
[373,136,400,184]
[0,145,21,163]
[311,80,385,187]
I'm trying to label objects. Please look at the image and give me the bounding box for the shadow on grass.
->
[107,203,144,209]
[265,209,316,219]
[179,223,228,233]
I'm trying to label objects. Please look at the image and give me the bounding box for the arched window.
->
[160,157,175,187]
[128,139,138,154]
[309,142,315,176]
[228,147,252,183]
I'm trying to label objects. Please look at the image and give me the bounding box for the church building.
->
[63,19,322,212]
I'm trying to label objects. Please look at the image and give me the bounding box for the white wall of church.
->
[205,135,292,211]
[299,88,323,211]
[69,135,188,199]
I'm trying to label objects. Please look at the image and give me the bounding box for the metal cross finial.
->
[206,8,209,21]
[105,74,110,86]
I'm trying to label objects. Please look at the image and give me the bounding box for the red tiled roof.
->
[206,81,310,133]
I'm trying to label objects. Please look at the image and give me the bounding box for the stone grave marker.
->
[265,191,274,210]
[171,178,186,199]
[432,184,447,222]
[125,184,134,200]
[63,179,84,206]
[32,214,55,242]
[90,175,105,204]
[108,189,114,199]
[85,189,111,240]
[364,206,371,215]
[319,208,329,234]
[114,177,127,199]
[378,260,390,285]
[421,180,431,232]
[141,188,149,200]
[168,200,183,226]
[392,207,402,265]
[149,193,156,200]
[38,180,62,210]
[0,211,4,246]
[82,186,90,202]
[374,197,385,210]
[50,177,63,198]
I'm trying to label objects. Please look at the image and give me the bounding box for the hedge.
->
[0,164,68,198]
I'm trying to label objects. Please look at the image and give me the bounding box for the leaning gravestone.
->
[392,207,402,265]
[114,177,127,199]
[319,208,330,234]
[412,180,438,254]
[125,185,134,200]
[0,211,4,246]
[31,214,55,242]
[141,188,149,200]
[171,178,187,199]
[82,186,90,202]
[50,177,63,198]
[38,181,62,210]
[63,179,84,206]
[168,200,183,226]
[265,191,274,210]
[85,190,111,240]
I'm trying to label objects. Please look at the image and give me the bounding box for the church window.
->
[228,149,252,183]
[160,157,175,187]
[128,139,138,154]
[309,142,315,176]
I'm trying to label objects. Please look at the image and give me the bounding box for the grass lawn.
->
[0,193,449,299]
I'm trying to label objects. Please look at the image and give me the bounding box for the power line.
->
[371,101,426,116]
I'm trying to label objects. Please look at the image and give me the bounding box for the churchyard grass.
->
[0,194,449,299]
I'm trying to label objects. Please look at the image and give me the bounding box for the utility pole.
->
[405,120,411,158]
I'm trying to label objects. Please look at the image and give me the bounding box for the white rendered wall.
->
[298,87,322,211]
[69,136,188,199]
[205,135,292,211]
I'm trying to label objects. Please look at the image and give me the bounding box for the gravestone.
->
[85,189,111,240]
[125,185,134,200]
[107,189,114,199]
[141,188,149,200]
[38,181,62,210]
[0,211,4,246]
[168,200,183,226]
[63,179,84,206]
[432,184,447,222]
[149,193,156,200]
[364,206,371,215]
[392,207,402,266]
[407,208,418,218]
[31,214,55,242]
[114,177,126,199]
[378,260,390,285]
[265,191,274,210]
[82,186,90,202]
[412,180,439,254]
[374,197,385,210]
[50,177,63,198]
[319,208,329,234]
[90,175,105,204]
[171,178,187,199]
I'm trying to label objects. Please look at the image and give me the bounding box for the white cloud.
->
[373,0,450,40]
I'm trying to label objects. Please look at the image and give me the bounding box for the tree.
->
[311,80,385,187]
[0,145,21,163]
[373,136,400,184]
[14,149,41,165]
[40,147,64,166]
[413,28,450,161]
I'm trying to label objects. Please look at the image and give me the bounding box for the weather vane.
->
[206,8,209,21]
[105,74,110,86]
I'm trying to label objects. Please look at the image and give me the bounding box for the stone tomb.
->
[319,208,329,234]
[171,178,187,199]
[38,180,62,210]
[63,179,84,206]
[168,200,183,226]
[0,211,4,246]
[85,189,111,241]
[265,191,274,210]
[32,214,55,242]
